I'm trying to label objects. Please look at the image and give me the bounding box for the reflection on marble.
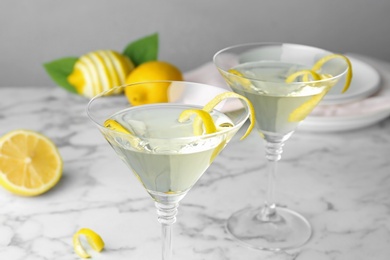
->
[0,86,390,260]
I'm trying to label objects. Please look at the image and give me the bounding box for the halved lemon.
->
[0,130,63,196]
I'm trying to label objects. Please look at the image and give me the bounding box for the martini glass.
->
[214,43,349,250]
[87,81,251,260]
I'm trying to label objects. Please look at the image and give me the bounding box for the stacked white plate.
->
[300,55,389,132]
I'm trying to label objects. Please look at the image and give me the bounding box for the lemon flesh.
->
[0,130,63,196]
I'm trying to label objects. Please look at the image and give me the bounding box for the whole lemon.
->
[68,50,134,98]
[124,61,183,106]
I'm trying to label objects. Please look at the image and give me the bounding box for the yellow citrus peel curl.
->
[200,92,255,140]
[286,54,353,93]
[286,54,353,122]
[104,119,132,134]
[73,228,105,258]
[311,54,353,93]
[178,109,217,135]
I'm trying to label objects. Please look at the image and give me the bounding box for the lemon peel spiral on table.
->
[0,130,63,196]
[286,54,353,122]
[73,228,105,258]
[67,50,134,98]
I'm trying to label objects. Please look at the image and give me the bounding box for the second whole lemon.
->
[124,61,183,106]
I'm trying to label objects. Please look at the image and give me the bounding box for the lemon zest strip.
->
[104,119,133,134]
[311,54,353,93]
[200,92,255,140]
[285,70,322,83]
[73,228,105,258]
[178,109,217,135]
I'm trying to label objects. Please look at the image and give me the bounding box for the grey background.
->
[1,0,389,87]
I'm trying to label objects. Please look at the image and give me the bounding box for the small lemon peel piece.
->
[73,228,105,258]
[178,109,217,135]
[285,54,353,93]
[104,119,133,134]
[285,69,322,83]
[285,54,353,122]
[311,54,353,93]
[201,92,255,140]
[227,69,252,90]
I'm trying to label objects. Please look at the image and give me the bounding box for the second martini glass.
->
[214,43,350,250]
[87,81,251,260]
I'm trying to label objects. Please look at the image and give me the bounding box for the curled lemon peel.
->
[227,69,252,89]
[200,92,255,140]
[73,228,105,258]
[285,54,353,93]
[178,109,217,135]
[311,54,353,93]
[285,54,353,122]
[104,119,133,134]
[285,69,322,83]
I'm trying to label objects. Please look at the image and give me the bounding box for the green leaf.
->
[43,57,78,93]
[123,33,158,66]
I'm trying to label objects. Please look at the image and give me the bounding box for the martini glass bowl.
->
[214,43,349,251]
[87,81,251,260]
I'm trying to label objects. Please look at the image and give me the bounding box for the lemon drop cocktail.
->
[214,43,352,251]
[87,81,255,260]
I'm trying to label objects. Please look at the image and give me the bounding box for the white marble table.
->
[1,85,390,260]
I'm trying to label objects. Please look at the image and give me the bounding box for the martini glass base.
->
[226,206,312,251]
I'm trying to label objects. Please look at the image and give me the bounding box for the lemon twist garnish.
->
[104,119,133,134]
[200,92,255,140]
[227,69,252,89]
[285,54,353,93]
[178,109,231,163]
[311,54,353,93]
[288,90,329,122]
[285,69,322,83]
[285,54,353,122]
[73,228,105,258]
[178,109,217,135]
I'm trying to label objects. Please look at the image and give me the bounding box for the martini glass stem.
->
[261,140,284,221]
[156,202,179,260]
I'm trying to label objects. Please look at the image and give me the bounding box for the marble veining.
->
[0,86,390,260]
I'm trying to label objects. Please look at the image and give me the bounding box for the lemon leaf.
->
[43,57,78,93]
[123,33,159,67]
